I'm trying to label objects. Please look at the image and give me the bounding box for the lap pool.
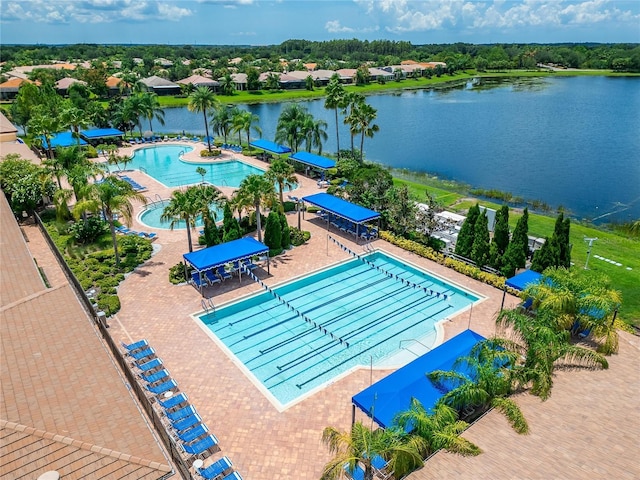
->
[127,145,265,188]
[197,251,480,408]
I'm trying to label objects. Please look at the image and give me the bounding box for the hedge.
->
[379,231,521,296]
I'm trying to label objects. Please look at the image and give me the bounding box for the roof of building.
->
[176,74,219,86]
[54,77,87,89]
[139,75,179,88]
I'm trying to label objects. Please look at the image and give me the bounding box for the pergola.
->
[249,139,292,155]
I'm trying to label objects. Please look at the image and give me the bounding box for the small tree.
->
[263,211,282,252]
[196,166,207,184]
[471,211,490,267]
[455,204,480,259]
[493,205,510,255]
[279,212,290,249]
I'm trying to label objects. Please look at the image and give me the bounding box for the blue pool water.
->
[139,201,224,230]
[128,145,265,188]
[198,251,479,407]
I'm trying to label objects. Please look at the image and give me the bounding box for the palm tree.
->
[188,86,219,152]
[28,105,64,163]
[80,177,146,266]
[496,309,609,400]
[211,105,234,144]
[236,174,275,243]
[62,104,91,145]
[525,267,622,354]
[138,92,165,134]
[428,340,530,434]
[302,115,329,154]
[233,109,261,148]
[349,101,379,163]
[275,103,308,153]
[341,92,365,154]
[220,73,235,96]
[324,74,346,158]
[265,159,298,205]
[321,421,424,480]
[394,399,482,458]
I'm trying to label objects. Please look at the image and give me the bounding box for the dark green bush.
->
[68,217,108,244]
[169,262,187,284]
[97,294,120,316]
[282,201,297,212]
[289,227,310,246]
[268,247,284,257]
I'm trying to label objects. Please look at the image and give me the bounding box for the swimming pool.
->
[139,201,224,230]
[128,145,265,188]
[198,251,480,408]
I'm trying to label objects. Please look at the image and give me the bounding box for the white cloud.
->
[325,19,379,34]
[0,0,194,23]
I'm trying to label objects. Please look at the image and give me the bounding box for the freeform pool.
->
[139,201,224,230]
[128,145,265,188]
[198,251,480,408]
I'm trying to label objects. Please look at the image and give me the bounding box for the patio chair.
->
[180,434,219,459]
[159,392,188,412]
[145,232,158,240]
[141,368,170,385]
[146,378,178,396]
[129,347,156,363]
[204,270,221,286]
[216,266,232,281]
[191,272,206,290]
[221,472,243,480]
[135,357,163,373]
[166,404,197,423]
[115,225,130,235]
[122,339,148,353]
[343,463,365,480]
[197,456,233,480]
[242,259,258,271]
[177,423,209,445]
[171,413,202,433]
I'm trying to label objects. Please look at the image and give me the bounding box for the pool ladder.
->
[201,298,215,315]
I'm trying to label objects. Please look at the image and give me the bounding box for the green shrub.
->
[307,206,320,213]
[200,149,222,157]
[85,145,98,158]
[289,227,310,246]
[169,262,187,284]
[97,294,121,316]
[282,201,297,212]
[264,211,282,251]
[268,247,284,257]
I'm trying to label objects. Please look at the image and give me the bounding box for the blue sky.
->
[1,0,639,45]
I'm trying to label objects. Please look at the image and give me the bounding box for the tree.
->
[264,158,298,206]
[263,211,282,252]
[220,73,235,96]
[61,104,91,145]
[525,267,622,355]
[532,213,571,272]
[188,86,219,152]
[321,422,424,480]
[385,185,417,237]
[415,189,442,240]
[279,212,291,249]
[236,174,275,243]
[428,340,530,435]
[222,202,241,240]
[496,309,609,400]
[324,74,346,159]
[455,204,480,259]
[0,154,56,214]
[10,81,42,134]
[246,67,261,91]
[341,92,365,153]
[305,75,314,91]
[275,103,308,153]
[27,104,65,163]
[211,105,234,144]
[233,109,261,148]
[492,205,510,255]
[470,211,490,268]
[394,399,481,459]
[502,208,529,275]
[138,92,165,133]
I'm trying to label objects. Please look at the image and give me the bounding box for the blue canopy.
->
[81,128,124,139]
[250,139,292,155]
[290,151,336,170]
[506,269,542,291]
[40,132,87,149]
[352,329,485,428]
[183,237,269,273]
[302,192,380,224]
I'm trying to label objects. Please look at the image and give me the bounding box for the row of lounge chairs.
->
[220,144,242,153]
[190,260,258,290]
[344,455,390,480]
[117,174,147,192]
[115,225,157,240]
[123,340,243,479]
[316,210,379,240]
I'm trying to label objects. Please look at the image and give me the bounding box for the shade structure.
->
[302,192,380,224]
[81,128,124,139]
[250,139,292,155]
[506,269,542,291]
[352,329,485,428]
[183,237,269,273]
[290,151,336,170]
[40,132,87,149]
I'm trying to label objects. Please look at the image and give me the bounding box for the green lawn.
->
[393,178,463,207]
[451,199,639,324]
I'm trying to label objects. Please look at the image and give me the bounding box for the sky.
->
[1,0,639,46]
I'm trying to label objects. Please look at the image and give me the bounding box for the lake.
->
[152,76,640,223]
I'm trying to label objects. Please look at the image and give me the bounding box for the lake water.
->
[152,76,640,223]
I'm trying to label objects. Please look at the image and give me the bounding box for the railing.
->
[399,339,432,357]
[139,166,147,174]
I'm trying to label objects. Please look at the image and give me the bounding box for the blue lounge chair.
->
[221,472,243,480]
[141,369,170,385]
[136,357,163,373]
[122,339,148,353]
[116,225,130,235]
[344,463,365,480]
[160,392,188,412]
[146,232,158,240]
[204,270,221,286]
[172,413,202,433]
[129,347,156,362]
[198,456,233,480]
[242,259,257,271]
[177,423,208,444]
[166,404,197,423]
[146,378,178,396]
[191,272,206,289]
[180,434,218,458]
[216,266,232,281]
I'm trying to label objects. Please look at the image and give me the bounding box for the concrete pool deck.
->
[20,141,640,479]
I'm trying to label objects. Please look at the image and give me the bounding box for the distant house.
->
[155,58,173,68]
[177,74,220,92]
[105,76,127,96]
[55,77,87,96]
[259,72,305,90]
[336,68,357,84]
[368,67,394,82]
[139,75,181,96]
[227,73,247,91]
[0,77,38,100]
